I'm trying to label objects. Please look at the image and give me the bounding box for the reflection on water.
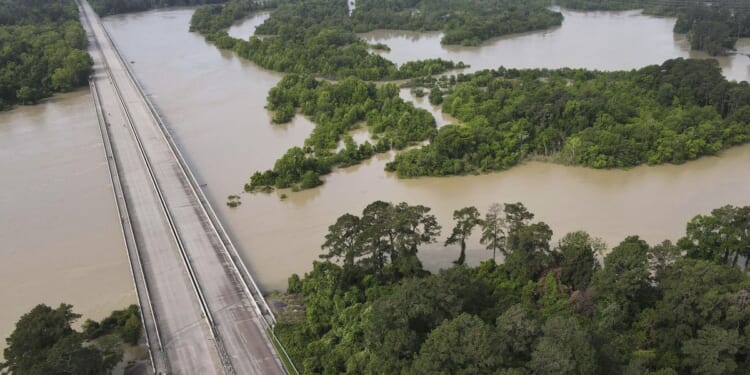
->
[0,90,133,352]
[102,8,750,292]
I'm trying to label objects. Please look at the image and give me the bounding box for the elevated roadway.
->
[78,1,290,373]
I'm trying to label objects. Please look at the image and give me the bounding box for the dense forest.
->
[1,304,143,374]
[388,58,750,177]
[350,0,563,46]
[247,74,437,191]
[558,0,750,55]
[190,0,463,80]
[275,202,750,374]
[0,0,92,110]
[90,0,223,16]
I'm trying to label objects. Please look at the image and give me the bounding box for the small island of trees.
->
[559,0,750,56]
[389,58,750,177]
[246,74,438,191]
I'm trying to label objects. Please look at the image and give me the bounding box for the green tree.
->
[591,236,655,327]
[429,86,443,105]
[445,206,481,265]
[678,205,750,268]
[556,231,603,290]
[527,315,597,375]
[1,304,121,375]
[320,213,362,266]
[505,221,553,283]
[412,313,503,374]
[480,203,507,260]
[504,202,534,230]
[682,326,740,375]
[496,304,540,365]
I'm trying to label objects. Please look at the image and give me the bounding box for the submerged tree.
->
[445,206,481,265]
[480,203,507,260]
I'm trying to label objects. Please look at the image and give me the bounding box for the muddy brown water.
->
[0,90,133,352]
[2,7,750,352]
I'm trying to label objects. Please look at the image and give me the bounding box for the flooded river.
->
[2,7,750,346]
[101,8,750,291]
[359,9,750,82]
[0,90,133,350]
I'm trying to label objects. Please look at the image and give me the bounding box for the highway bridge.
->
[77,1,292,373]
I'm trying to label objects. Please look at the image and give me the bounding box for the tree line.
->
[90,0,224,16]
[1,304,143,374]
[558,0,750,56]
[0,0,92,110]
[276,201,750,374]
[190,0,464,81]
[351,0,564,46]
[389,58,750,178]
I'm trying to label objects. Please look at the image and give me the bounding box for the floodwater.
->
[3,6,750,349]
[0,90,133,351]
[227,11,269,39]
[360,8,750,82]
[98,8,750,292]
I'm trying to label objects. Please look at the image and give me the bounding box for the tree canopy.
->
[351,0,563,46]
[247,74,437,191]
[0,304,141,375]
[275,202,750,374]
[0,0,92,110]
[189,0,464,81]
[389,59,750,177]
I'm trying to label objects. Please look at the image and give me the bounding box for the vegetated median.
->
[274,201,750,374]
[0,0,93,110]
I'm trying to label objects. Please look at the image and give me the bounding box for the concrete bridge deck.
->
[78,1,288,374]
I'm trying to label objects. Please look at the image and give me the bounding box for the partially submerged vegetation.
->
[227,194,242,207]
[0,0,92,109]
[190,0,750,193]
[275,202,750,374]
[351,0,563,46]
[1,304,143,374]
[559,0,750,56]
[190,0,464,81]
[389,59,750,177]
[247,74,436,191]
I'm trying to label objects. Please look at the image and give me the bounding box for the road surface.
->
[78,1,288,374]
